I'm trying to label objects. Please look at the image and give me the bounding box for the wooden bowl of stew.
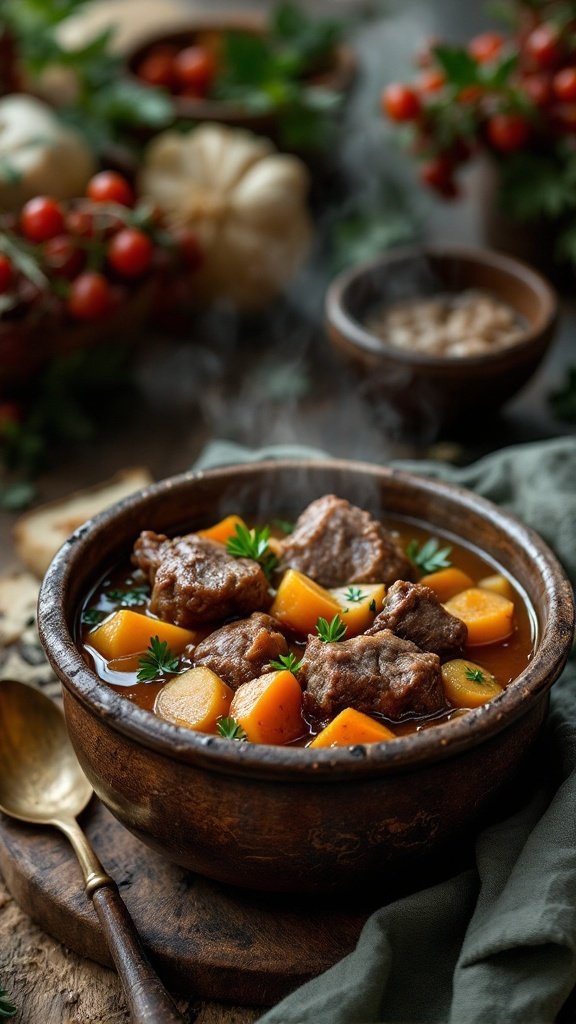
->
[326,246,558,436]
[38,460,574,893]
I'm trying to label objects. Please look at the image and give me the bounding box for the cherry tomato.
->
[418,69,445,94]
[174,45,217,95]
[553,67,576,102]
[137,47,178,89]
[87,171,135,208]
[43,235,85,279]
[66,209,95,238]
[20,196,65,243]
[469,32,503,63]
[67,272,111,320]
[107,228,153,278]
[521,72,554,107]
[0,253,13,293]
[381,83,421,122]
[458,84,484,104]
[524,24,561,69]
[487,113,531,152]
[419,157,458,198]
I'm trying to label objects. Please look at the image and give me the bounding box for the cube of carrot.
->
[270,569,341,637]
[229,670,304,745]
[87,609,197,660]
[198,514,247,545]
[309,708,396,748]
[330,583,386,636]
[419,567,474,602]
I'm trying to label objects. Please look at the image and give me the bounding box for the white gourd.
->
[0,95,96,212]
[140,124,312,309]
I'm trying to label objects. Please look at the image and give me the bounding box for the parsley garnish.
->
[272,518,295,534]
[226,523,278,579]
[82,608,107,627]
[406,537,453,573]
[316,614,347,643]
[343,586,367,603]
[217,716,248,741]
[369,599,377,613]
[465,666,485,683]
[137,636,179,682]
[0,986,16,1019]
[269,652,303,673]
[105,585,150,608]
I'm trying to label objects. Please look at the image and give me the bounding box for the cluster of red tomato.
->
[0,171,202,322]
[381,14,576,198]
[136,40,217,98]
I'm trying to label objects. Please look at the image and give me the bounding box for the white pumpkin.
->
[0,95,95,212]
[139,124,312,309]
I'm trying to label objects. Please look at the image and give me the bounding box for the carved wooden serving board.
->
[0,798,373,1007]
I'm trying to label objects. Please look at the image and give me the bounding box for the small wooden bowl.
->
[325,246,558,435]
[38,461,574,893]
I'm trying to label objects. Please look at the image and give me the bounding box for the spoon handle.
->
[91,881,186,1024]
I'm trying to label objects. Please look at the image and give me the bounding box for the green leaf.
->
[137,636,179,683]
[406,537,453,573]
[226,523,278,579]
[465,666,485,683]
[499,150,576,222]
[343,586,368,604]
[105,585,150,608]
[217,716,248,741]
[81,608,107,627]
[316,614,347,643]
[269,652,303,673]
[271,518,294,535]
[433,44,481,89]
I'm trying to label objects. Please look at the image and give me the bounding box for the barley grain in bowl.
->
[38,461,574,892]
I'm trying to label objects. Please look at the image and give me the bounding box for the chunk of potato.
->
[443,587,515,645]
[309,707,396,748]
[155,667,233,732]
[330,584,386,637]
[442,659,502,708]
[478,573,514,599]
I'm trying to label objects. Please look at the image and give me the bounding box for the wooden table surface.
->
[2,1,576,1022]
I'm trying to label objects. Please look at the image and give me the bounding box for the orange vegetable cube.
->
[88,609,197,660]
[155,667,233,732]
[443,588,515,646]
[198,514,247,545]
[309,708,396,748]
[478,574,514,599]
[419,567,474,602]
[229,670,304,744]
[270,569,341,637]
[330,583,386,636]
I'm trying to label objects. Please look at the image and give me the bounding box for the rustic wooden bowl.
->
[38,461,574,893]
[325,246,558,435]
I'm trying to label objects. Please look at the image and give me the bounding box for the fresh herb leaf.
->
[105,585,150,608]
[269,652,303,673]
[137,636,179,683]
[0,986,16,1019]
[226,523,278,578]
[433,44,481,90]
[465,666,485,683]
[343,585,367,604]
[272,518,295,535]
[82,608,107,627]
[369,599,377,613]
[316,614,347,643]
[406,537,453,573]
[217,716,248,741]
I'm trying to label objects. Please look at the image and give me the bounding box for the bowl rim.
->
[325,244,558,368]
[38,458,574,782]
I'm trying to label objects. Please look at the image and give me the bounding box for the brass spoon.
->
[0,679,185,1024]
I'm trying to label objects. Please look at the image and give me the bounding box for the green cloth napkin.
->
[197,437,576,1024]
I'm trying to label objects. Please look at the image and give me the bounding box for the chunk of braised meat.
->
[278,494,413,588]
[366,580,467,658]
[301,629,444,725]
[132,531,270,628]
[189,612,289,690]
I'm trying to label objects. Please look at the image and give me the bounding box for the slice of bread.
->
[14,467,153,579]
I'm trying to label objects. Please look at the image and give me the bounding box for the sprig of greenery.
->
[0,986,16,1019]
[406,537,453,573]
[105,585,150,608]
[465,666,485,683]
[269,652,303,673]
[81,607,107,627]
[226,523,278,579]
[137,636,179,683]
[272,518,294,535]
[343,586,367,603]
[316,614,347,643]
[217,716,248,741]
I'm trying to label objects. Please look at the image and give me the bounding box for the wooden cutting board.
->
[0,798,374,1008]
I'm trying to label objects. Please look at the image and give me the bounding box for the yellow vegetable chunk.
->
[330,584,386,637]
[309,707,396,748]
[478,573,514,599]
[442,659,503,708]
[443,587,515,646]
[270,569,341,637]
[155,667,233,732]
[198,514,247,545]
[229,670,304,745]
[419,567,474,602]
[88,609,197,661]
